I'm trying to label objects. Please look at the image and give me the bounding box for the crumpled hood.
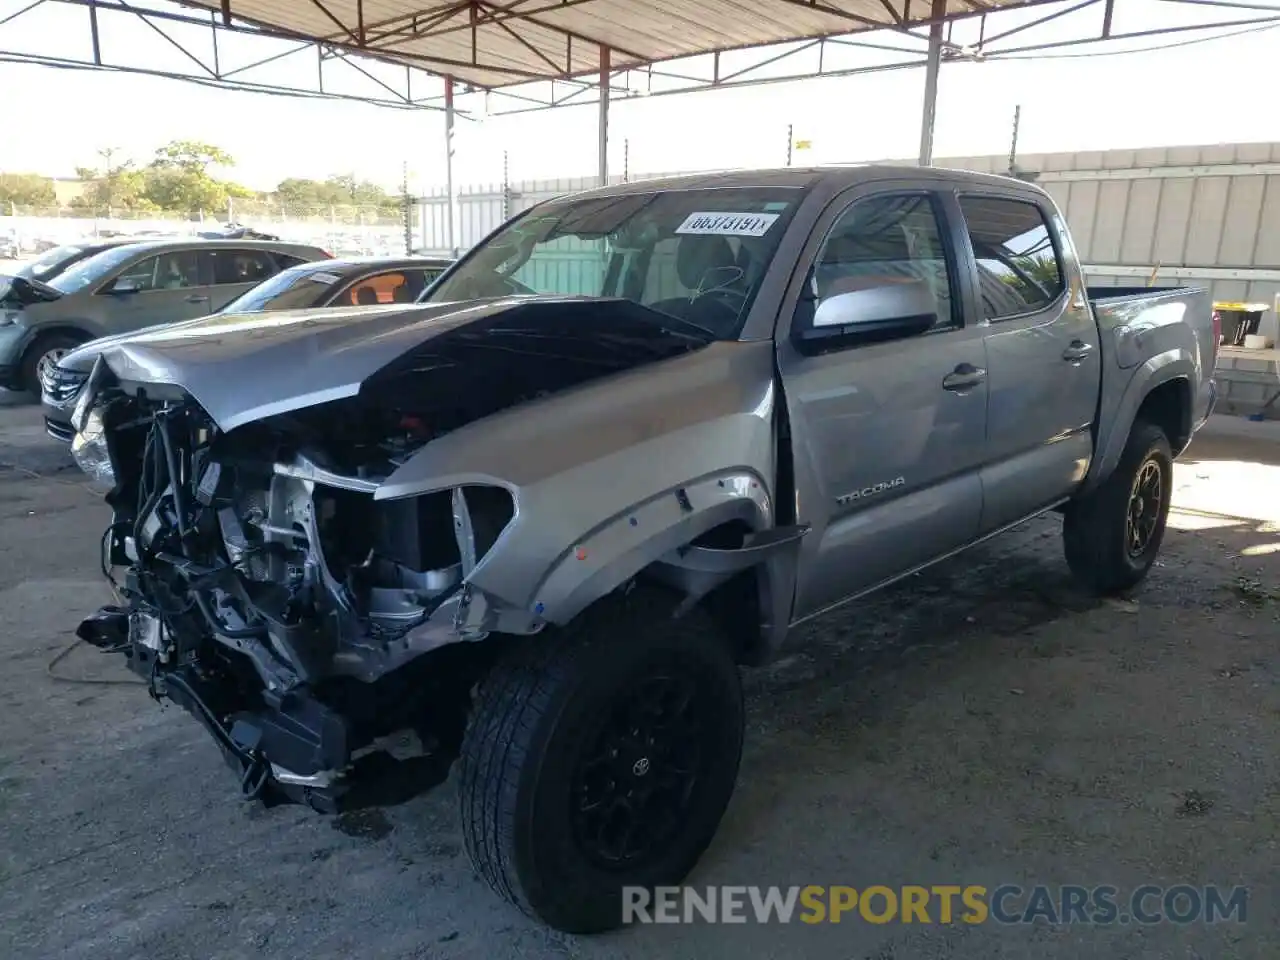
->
[84,296,709,432]
[59,302,409,373]
[88,298,532,430]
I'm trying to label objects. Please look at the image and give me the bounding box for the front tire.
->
[458,587,744,933]
[20,333,84,398]
[1063,419,1174,594]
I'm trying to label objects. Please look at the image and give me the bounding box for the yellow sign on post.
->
[794,139,813,151]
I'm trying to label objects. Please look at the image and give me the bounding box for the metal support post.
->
[1008,104,1021,175]
[401,160,412,255]
[502,150,511,220]
[918,0,947,167]
[598,45,610,187]
[444,76,459,256]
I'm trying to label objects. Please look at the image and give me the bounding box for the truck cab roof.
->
[563,164,1042,201]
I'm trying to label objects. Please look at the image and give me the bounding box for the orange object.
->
[346,272,408,305]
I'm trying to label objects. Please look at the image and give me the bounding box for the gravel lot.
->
[0,389,1277,960]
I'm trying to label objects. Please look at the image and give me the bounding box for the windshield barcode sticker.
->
[675,212,780,237]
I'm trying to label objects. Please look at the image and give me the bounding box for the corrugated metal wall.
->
[417,141,1280,337]
[932,142,1280,337]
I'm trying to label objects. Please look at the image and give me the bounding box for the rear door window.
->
[209,248,278,286]
[957,196,1064,320]
[110,251,201,292]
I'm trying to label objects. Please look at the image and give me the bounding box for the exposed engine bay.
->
[76,391,515,809]
[71,300,719,811]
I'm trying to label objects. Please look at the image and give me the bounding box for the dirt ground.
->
[0,390,1276,960]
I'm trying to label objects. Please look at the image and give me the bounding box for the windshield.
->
[48,244,150,294]
[218,264,340,313]
[16,244,87,283]
[424,187,802,339]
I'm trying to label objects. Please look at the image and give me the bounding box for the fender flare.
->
[16,320,100,360]
[1081,348,1193,495]
[530,469,782,627]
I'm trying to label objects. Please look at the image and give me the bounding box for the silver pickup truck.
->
[69,166,1217,934]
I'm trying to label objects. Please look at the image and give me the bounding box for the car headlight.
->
[70,407,115,491]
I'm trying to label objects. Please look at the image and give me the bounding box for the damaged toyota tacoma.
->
[68,167,1218,933]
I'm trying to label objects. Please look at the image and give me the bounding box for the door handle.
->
[185,294,209,304]
[942,363,987,392]
[1062,340,1094,363]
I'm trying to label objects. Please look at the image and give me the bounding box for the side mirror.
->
[795,279,937,351]
[108,280,141,296]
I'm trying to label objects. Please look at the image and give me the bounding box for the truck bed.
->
[1087,283,1216,483]
[1088,285,1214,371]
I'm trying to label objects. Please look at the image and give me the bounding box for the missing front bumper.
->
[77,605,455,814]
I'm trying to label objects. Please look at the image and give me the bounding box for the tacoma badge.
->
[836,477,905,506]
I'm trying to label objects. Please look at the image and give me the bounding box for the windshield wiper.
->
[458,325,706,362]
[584,331,705,357]
[485,299,719,344]
[640,310,718,342]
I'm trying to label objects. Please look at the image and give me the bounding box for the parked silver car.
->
[0,238,329,395]
[12,237,171,285]
[41,255,453,440]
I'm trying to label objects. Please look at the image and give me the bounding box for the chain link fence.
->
[0,200,419,260]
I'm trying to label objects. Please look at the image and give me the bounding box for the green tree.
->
[142,167,222,214]
[72,169,155,212]
[271,174,398,216]
[331,174,397,208]
[70,149,155,213]
[273,177,338,208]
[0,173,56,207]
[141,140,252,215]
[151,140,236,174]
[1023,256,1062,288]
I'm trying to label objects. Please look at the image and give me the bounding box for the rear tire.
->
[20,333,85,398]
[458,586,743,933]
[1063,419,1173,594]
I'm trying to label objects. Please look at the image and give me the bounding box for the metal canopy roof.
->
[179,0,1048,90]
[5,0,1279,113]
[6,0,1280,255]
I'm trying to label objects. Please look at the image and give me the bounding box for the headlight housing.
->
[70,407,115,491]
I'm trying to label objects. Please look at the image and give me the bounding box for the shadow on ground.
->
[0,426,1277,960]
[0,388,35,408]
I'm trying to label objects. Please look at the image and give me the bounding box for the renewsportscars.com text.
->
[622,884,1249,925]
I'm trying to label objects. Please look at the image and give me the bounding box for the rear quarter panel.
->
[1083,286,1213,492]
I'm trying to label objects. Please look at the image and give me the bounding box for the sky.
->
[0,0,1278,194]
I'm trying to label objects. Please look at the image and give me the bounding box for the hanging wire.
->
[986,19,1280,59]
